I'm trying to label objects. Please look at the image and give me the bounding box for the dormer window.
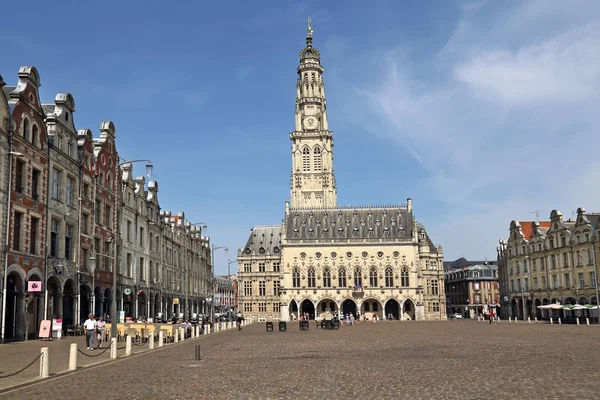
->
[65,112,69,122]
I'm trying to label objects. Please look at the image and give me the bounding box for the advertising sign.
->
[28,281,42,292]
[39,320,52,339]
[52,319,63,339]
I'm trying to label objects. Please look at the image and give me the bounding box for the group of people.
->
[82,313,107,350]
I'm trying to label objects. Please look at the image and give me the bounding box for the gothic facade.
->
[237,27,445,322]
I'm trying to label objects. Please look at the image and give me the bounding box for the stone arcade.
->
[237,24,445,322]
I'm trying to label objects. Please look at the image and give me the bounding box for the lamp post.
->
[1,140,22,342]
[210,244,227,322]
[107,159,152,339]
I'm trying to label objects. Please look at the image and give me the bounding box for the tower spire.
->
[307,17,313,45]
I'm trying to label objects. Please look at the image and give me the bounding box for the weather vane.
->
[307,16,313,37]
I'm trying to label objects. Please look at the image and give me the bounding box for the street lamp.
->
[210,244,227,321]
[0,139,23,342]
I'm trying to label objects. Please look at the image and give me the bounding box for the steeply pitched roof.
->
[520,221,551,240]
[285,206,412,241]
[443,257,494,270]
[242,225,283,256]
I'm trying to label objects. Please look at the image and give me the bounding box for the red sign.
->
[28,281,42,292]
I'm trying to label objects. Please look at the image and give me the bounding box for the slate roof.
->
[241,225,283,256]
[285,206,412,241]
[443,257,495,271]
[2,86,14,99]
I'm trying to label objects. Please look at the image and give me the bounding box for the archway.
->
[316,298,338,317]
[385,299,400,320]
[579,297,588,305]
[361,298,383,319]
[47,277,61,319]
[62,279,75,327]
[79,285,91,323]
[138,291,147,319]
[564,297,576,305]
[534,298,542,319]
[103,288,112,321]
[341,299,357,318]
[288,299,298,320]
[299,299,315,320]
[5,272,24,340]
[402,299,415,320]
[94,286,102,317]
[26,274,43,338]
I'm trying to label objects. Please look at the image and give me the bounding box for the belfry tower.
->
[289,20,337,209]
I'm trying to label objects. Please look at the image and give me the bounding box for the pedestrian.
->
[95,315,106,348]
[372,313,378,324]
[388,313,393,322]
[83,313,97,350]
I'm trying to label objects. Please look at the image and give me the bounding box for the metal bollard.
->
[125,335,132,356]
[69,343,77,371]
[195,344,201,361]
[110,338,118,359]
[40,347,49,378]
[149,333,155,349]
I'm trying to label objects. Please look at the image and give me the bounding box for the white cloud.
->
[349,1,600,259]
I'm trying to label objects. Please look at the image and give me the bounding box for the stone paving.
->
[1,320,599,399]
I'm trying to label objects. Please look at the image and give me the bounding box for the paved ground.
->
[0,320,599,399]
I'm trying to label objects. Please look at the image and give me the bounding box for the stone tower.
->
[289,22,337,209]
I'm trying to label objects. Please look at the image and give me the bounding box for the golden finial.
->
[307,16,313,37]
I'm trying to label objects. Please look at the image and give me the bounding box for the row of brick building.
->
[0,66,213,341]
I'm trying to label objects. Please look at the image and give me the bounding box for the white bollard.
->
[39,347,49,378]
[586,318,590,325]
[550,317,553,324]
[528,317,531,324]
[158,331,164,347]
[196,325,200,337]
[180,327,185,341]
[558,318,562,325]
[125,335,132,356]
[577,318,580,325]
[149,333,154,349]
[508,317,512,323]
[110,338,117,359]
[534,317,537,323]
[68,343,77,371]
[174,330,179,343]
[192,327,196,338]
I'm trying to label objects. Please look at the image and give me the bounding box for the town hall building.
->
[237,24,445,322]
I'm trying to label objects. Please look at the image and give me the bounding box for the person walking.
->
[83,313,97,350]
[95,315,106,348]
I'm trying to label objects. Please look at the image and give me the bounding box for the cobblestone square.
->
[1,320,599,399]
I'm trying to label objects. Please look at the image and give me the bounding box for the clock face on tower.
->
[303,116,318,130]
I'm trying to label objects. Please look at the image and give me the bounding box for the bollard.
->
[110,338,118,359]
[40,347,49,378]
[534,317,538,323]
[508,317,512,323]
[125,335,132,356]
[528,317,531,324]
[158,331,164,347]
[68,343,77,371]
[149,333,155,349]
[577,318,580,325]
[586,318,590,325]
[174,330,179,343]
[180,327,185,342]
[195,344,201,361]
[550,317,553,324]
[558,318,562,325]
[192,327,196,338]
[196,325,200,337]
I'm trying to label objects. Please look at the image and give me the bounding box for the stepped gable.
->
[286,205,413,241]
[242,225,283,256]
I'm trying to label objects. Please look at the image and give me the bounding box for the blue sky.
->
[2,0,599,272]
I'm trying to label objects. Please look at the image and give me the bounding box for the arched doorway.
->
[402,299,416,320]
[26,274,43,338]
[62,279,75,327]
[47,277,61,319]
[316,298,338,317]
[5,272,24,340]
[341,299,357,318]
[103,288,112,321]
[534,298,542,319]
[288,299,298,320]
[385,299,400,320]
[94,287,102,317]
[80,285,91,324]
[138,291,147,319]
[361,298,383,319]
[299,299,315,319]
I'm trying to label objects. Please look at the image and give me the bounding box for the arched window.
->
[22,118,30,141]
[292,268,300,288]
[31,124,38,146]
[385,267,394,287]
[338,268,347,287]
[302,146,310,172]
[322,268,331,287]
[369,267,378,287]
[106,174,112,191]
[354,267,362,287]
[401,267,409,287]
[313,146,322,171]
[307,268,316,288]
